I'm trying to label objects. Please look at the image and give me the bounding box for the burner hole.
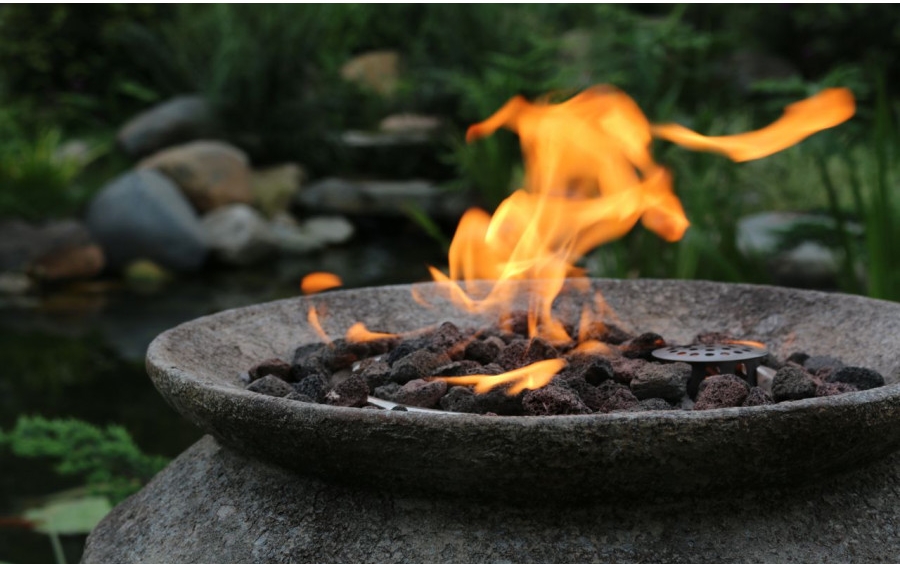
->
[704,353,714,356]
[690,353,699,356]
[676,352,686,356]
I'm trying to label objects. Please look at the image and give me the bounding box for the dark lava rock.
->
[323,339,359,371]
[472,388,524,416]
[803,355,845,375]
[248,358,292,382]
[560,354,614,385]
[359,361,392,393]
[579,321,633,345]
[594,381,640,413]
[630,362,690,403]
[522,385,591,416]
[620,332,666,360]
[464,337,504,364]
[743,387,774,406]
[246,375,294,398]
[786,351,810,366]
[284,392,314,403]
[385,338,428,365]
[373,382,401,401]
[694,375,751,410]
[392,379,448,408]
[827,366,885,391]
[609,357,648,385]
[293,374,329,402]
[499,311,529,337]
[290,343,330,381]
[524,338,560,363]
[496,340,529,371]
[772,365,817,401]
[433,360,482,377]
[440,386,476,413]
[324,375,369,407]
[816,381,858,397]
[390,350,452,384]
[556,378,604,412]
[427,321,466,360]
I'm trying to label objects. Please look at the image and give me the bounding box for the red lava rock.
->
[772,365,817,401]
[594,381,640,413]
[390,350,451,384]
[464,338,503,364]
[558,377,605,411]
[630,362,690,403]
[816,381,858,397]
[248,358,292,382]
[827,366,884,391]
[499,311,529,337]
[693,375,750,410]
[524,338,560,363]
[522,385,591,416]
[324,375,369,407]
[392,379,448,408]
[246,374,294,397]
[743,387,774,406]
[609,357,648,385]
[427,321,467,360]
[440,386,476,413]
[496,340,529,371]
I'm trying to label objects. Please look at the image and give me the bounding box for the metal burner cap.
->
[652,343,768,363]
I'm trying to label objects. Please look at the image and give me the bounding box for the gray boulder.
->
[117,96,217,158]
[201,204,275,266]
[296,177,467,219]
[86,170,208,271]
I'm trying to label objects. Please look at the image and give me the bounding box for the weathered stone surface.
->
[86,170,208,271]
[139,140,252,213]
[250,163,304,217]
[145,280,900,504]
[82,436,900,564]
[201,204,275,266]
[772,365,817,402]
[117,95,217,158]
[630,361,690,403]
[246,375,293,398]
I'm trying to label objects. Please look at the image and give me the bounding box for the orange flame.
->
[307,306,332,345]
[346,322,398,343]
[436,358,567,395]
[301,272,343,294]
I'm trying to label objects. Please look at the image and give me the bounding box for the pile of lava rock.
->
[241,316,886,416]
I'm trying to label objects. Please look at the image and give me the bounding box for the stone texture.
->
[139,140,252,213]
[0,219,103,280]
[145,279,900,504]
[295,177,467,220]
[340,50,400,96]
[85,170,208,271]
[201,204,275,266]
[629,361,690,403]
[772,365,817,402]
[82,436,900,564]
[117,95,217,158]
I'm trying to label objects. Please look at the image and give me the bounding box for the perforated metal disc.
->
[652,343,768,363]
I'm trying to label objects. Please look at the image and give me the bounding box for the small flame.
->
[301,272,343,294]
[724,339,767,349]
[307,306,332,345]
[346,322,398,343]
[436,358,567,395]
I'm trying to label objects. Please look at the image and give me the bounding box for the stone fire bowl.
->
[146,279,900,504]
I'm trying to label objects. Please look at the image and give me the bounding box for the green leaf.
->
[23,495,112,535]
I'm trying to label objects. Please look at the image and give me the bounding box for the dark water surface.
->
[0,229,444,564]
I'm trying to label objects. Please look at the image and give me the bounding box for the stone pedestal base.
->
[82,436,900,563]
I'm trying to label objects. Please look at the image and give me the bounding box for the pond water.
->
[0,225,445,564]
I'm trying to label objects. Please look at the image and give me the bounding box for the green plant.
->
[0,416,169,504]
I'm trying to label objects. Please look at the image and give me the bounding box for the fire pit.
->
[145,278,900,504]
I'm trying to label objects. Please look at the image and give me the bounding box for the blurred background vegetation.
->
[1,5,898,562]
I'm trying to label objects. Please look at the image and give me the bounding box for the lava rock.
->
[524,338,560,363]
[248,358,292,382]
[620,332,666,360]
[324,375,369,407]
[464,338,504,364]
[579,321,633,345]
[85,170,208,271]
[293,374,329,402]
[522,385,591,416]
[290,344,330,381]
[630,362,691,403]
[499,311,529,337]
[556,378,605,412]
[392,379,448,408]
[827,366,885,391]
[772,365,817,401]
[609,357,648,385]
[560,354,614,385]
[594,381,640,413]
[440,386,476,413]
[496,340,529,371]
[433,360,482,377]
[373,382,401,401]
[359,361,392,393]
[743,387,774,406]
[803,355,845,375]
[326,339,360,371]
[385,339,428,365]
[427,321,466,360]
[390,350,452,384]
[694,375,751,410]
[246,375,294,398]
[786,352,810,366]
[816,381,858,397]
[472,388,524,416]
